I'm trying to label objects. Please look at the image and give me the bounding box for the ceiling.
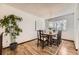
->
[7,3,74,19]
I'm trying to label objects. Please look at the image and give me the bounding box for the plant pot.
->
[10,42,18,50]
[49,31,52,34]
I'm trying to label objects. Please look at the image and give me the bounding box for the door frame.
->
[0,33,3,55]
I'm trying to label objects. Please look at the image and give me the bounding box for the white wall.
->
[0,4,44,48]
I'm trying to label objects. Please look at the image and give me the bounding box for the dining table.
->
[41,33,57,46]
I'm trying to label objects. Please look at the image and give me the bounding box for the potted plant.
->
[0,14,22,50]
[48,28,52,34]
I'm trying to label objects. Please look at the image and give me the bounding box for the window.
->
[49,20,67,31]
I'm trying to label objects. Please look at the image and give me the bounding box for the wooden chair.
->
[37,30,48,49]
[52,30,62,46]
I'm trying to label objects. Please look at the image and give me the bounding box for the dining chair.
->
[37,30,48,49]
[52,30,62,46]
[37,30,43,47]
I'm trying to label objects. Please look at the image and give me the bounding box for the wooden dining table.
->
[41,33,57,46]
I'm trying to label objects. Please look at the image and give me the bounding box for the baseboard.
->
[62,39,74,42]
[18,38,37,45]
[3,38,37,49]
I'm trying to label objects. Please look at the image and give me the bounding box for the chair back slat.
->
[37,30,43,40]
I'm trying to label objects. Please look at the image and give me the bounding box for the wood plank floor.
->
[2,39,77,55]
[58,40,77,55]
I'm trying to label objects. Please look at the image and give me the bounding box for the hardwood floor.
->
[58,40,77,55]
[2,39,77,55]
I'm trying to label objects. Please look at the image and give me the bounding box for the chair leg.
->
[57,41,59,47]
[42,45,44,49]
[41,40,44,49]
